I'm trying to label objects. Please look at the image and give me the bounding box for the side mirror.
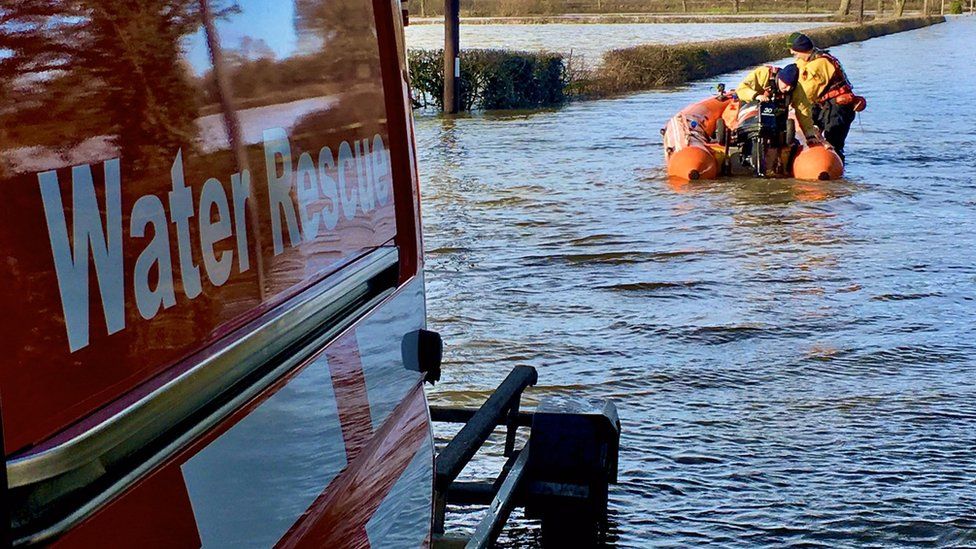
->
[402,329,442,384]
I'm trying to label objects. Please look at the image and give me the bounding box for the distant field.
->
[407,0,933,17]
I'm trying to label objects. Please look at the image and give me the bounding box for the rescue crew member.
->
[735,63,820,145]
[788,32,866,162]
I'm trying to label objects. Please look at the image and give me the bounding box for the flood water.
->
[405,21,834,66]
[417,17,976,547]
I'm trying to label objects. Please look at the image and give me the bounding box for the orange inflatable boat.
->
[662,89,843,182]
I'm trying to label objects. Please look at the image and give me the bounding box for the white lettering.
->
[371,134,391,206]
[354,139,375,214]
[38,160,125,352]
[199,178,233,287]
[231,170,251,273]
[296,152,321,241]
[337,141,358,221]
[263,128,303,255]
[168,150,203,299]
[317,146,340,231]
[131,194,176,320]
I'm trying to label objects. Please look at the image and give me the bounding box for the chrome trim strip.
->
[7,247,398,492]
[16,282,398,545]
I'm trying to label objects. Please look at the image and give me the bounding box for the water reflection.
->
[0,0,397,454]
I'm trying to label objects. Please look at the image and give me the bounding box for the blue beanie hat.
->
[777,63,799,87]
[789,33,815,53]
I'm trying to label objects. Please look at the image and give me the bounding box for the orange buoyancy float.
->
[662,94,844,182]
[793,143,844,180]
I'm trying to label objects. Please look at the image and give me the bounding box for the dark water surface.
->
[417,18,976,547]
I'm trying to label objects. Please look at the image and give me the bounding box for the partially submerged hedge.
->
[409,49,569,110]
[588,15,945,95]
[408,16,944,110]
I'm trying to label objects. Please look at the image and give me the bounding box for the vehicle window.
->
[0,0,396,453]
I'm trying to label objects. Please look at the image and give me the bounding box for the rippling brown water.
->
[418,17,976,547]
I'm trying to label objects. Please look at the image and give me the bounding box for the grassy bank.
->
[586,15,944,95]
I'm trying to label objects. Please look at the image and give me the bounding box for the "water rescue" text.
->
[38,129,392,352]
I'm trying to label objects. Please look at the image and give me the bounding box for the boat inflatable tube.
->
[663,94,844,182]
[792,144,844,181]
[667,146,719,180]
[662,96,731,182]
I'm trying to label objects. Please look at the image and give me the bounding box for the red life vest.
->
[811,50,866,111]
[813,50,854,102]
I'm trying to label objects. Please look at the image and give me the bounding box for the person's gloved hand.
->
[757,94,770,102]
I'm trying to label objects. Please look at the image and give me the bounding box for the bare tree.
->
[0,0,217,171]
[839,0,852,15]
[877,0,884,16]
[894,0,905,15]
[733,0,740,13]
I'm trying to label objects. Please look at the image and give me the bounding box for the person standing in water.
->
[788,33,866,162]
[736,63,820,145]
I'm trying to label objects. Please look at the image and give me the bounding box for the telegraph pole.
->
[443,0,460,113]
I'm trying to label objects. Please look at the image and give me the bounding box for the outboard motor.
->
[729,99,795,177]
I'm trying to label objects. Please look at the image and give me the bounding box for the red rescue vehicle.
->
[1,0,434,545]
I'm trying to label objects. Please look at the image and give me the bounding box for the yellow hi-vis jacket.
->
[796,54,839,103]
[736,65,816,139]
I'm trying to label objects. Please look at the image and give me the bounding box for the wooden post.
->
[443,0,460,113]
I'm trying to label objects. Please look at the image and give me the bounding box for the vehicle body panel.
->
[1,0,431,544]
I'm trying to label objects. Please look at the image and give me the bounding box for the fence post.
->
[443,0,460,113]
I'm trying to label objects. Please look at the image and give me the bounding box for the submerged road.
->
[418,16,976,547]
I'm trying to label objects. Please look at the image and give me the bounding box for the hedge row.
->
[407,15,945,110]
[586,15,944,95]
[408,49,569,110]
